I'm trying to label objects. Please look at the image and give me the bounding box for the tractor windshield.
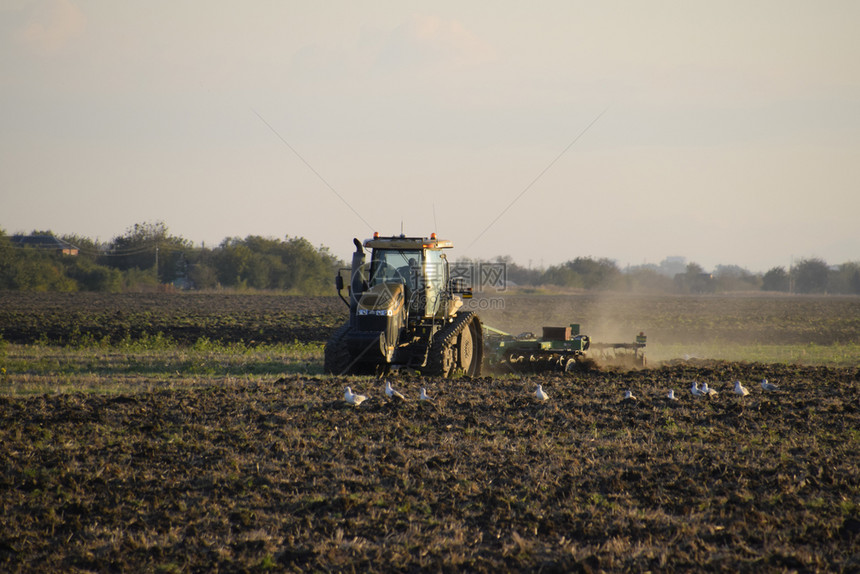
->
[369,250,422,291]
[369,248,448,318]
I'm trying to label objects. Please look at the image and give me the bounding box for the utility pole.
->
[155,243,159,284]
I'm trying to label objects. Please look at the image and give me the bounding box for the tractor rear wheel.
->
[427,312,483,378]
[456,316,482,377]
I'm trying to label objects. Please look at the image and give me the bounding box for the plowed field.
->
[0,292,346,346]
[1,293,858,572]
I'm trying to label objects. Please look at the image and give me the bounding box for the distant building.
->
[11,235,79,256]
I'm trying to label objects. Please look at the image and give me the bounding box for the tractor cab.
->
[364,233,452,320]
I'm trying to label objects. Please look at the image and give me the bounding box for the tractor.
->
[324,233,483,378]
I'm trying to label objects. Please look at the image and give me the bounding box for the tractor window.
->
[369,250,421,290]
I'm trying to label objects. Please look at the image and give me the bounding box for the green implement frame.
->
[484,323,646,372]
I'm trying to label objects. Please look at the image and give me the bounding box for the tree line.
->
[466,255,860,295]
[2,223,858,295]
[0,222,341,294]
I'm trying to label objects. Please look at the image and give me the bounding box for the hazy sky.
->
[2,1,858,272]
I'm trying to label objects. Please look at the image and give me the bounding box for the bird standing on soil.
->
[733,380,750,396]
[623,389,637,401]
[691,382,705,397]
[384,380,405,400]
[702,382,718,397]
[344,386,367,406]
[535,384,549,401]
[667,389,678,401]
[419,387,432,401]
[760,379,779,391]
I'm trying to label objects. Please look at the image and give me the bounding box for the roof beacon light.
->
[373,232,379,239]
[430,233,437,240]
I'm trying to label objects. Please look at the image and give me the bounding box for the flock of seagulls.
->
[345,380,432,406]
[596,377,779,404]
[345,378,780,406]
[678,378,776,401]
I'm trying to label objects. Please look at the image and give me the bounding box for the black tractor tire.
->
[323,322,353,376]
[427,312,483,378]
[457,314,483,377]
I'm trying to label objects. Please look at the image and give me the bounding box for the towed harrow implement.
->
[484,323,646,372]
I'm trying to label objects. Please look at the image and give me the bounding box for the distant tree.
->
[792,258,829,294]
[63,257,122,292]
[628,262,660,274]
[280,236,341,293]
[761,266,790,292]
[537,257,620,290]
[214,239,265,289]
[713,264,744,277]
[0,230,78,291]
[565,257,620,289]
[8,251,77,291]
[103,222,191,283]
[539,264,583,289]
[212,235,341,293]
[713,264,760,291]
[621,267,675,293]
[121,267,159,292]
[0,230,15,289]
[187,256,219,289]
[827,262,860,294]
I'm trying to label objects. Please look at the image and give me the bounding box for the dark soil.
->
[2,362,858,572]
[0,292,348,345]
[4,291,860,348]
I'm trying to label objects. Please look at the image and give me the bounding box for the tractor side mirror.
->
[335,273,344,292]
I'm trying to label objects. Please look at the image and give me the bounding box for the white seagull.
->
[623,389,637,401]
[419,387,432,401]
[733,380,750,396]
[691,382,705,397]
[760,379,779,391]
[535,384,549,401]
[667,389,678,401]
[702,382,718,397]
[344,386,367,406]
[384,380,405,400]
